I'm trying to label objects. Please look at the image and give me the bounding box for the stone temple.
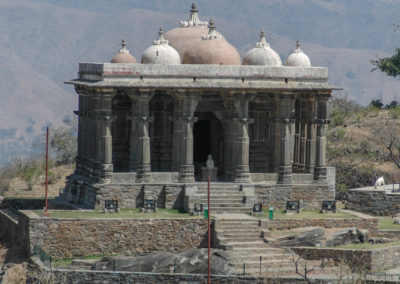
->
[63,3,337,212]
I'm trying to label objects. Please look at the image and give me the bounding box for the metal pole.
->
[260,256,262,276]
[208,174,211,284]
[45,127,49,213]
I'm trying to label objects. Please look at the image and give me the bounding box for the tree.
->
[50,126,77,165]
[371,24,400,78]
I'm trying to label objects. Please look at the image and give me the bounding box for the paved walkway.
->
[212,213,256,220]
[338,208,376,219]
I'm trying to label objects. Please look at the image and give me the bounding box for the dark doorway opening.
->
[193,120,211,165]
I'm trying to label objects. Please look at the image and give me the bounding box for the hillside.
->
[327,99,400,197]
[0,0,399,163]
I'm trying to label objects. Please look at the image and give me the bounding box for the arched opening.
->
[193,112,224,180]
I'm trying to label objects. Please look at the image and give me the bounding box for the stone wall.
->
[27,257,316,284]
[19,211,208,259]
[263,218,379,236]
[0,209,19,244]
[347,189,400,216]
[292,245,400,272]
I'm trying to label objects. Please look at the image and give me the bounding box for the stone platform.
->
[347,185,400,216]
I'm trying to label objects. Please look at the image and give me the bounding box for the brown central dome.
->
[182,19,241,65]
[165,2,214,60]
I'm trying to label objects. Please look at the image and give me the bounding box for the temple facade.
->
[63,3,337,212]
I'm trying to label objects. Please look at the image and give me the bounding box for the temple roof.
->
[67,62,340,92]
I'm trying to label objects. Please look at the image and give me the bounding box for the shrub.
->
[389,106,400,119]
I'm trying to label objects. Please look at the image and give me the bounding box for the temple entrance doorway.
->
[193,112,224,180]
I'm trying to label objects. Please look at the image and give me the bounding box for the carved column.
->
[223,92,254,183]
[223,118,236,180]
[298,99,307,172]
[171,97,183,172]
[292,100,301,172]
[129,90,154,183]
[93,88,115,183]
[314,94,330,181]
[74,87,87,175]
[305,98,316,173]
[277,93,295,184]
[270,96,281,173]
[174,91,199,183]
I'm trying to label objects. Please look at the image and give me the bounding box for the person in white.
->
[374,176,385,188]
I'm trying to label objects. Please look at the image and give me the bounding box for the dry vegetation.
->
[327,95,400,198]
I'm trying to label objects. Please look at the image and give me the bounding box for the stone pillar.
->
[233,116,252,183]
[298,100,307,172]
[223,92,254,183]
[74,86,87,175]
[292,100,301,172]
[223,118,236,180]
[270,97,281,173]
[129,90,154,183]
[171,98,183,172]
[174,92,199,183]
[277,93,295,184]
[305,99,316,174]
[93,88,115,183]
[314,94,330,181]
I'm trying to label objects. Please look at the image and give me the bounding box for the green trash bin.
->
[204,205,208,218]
[269,206,274,220]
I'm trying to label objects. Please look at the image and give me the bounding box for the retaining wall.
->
[292,245,400,272]
[19,211,208,259]
[347,188,400,216]
[262,218,379,235]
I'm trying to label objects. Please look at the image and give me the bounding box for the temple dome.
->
[285,41,311,67]
[110,40,137,63]
[182,19,241,65]
[165,2,219,59]
[141,27,181,65]
[243,31,282,66]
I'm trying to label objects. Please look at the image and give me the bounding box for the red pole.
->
[45,127,49,213]
[208,174,211,284]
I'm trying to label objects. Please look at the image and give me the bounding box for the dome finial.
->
[191,2,198,13]
[256,30,269,48]
[120,39,129,53]
[202,18,222,40]
[111,39,137,63]
[180,1,207,27]
[294,40,303,53]
[153,26,169,45]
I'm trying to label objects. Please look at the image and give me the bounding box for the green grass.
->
[34,208,200,219]
[51,254,118,267]
[378,217,400,231]
[334,241,400,250]
[255,209,358,219]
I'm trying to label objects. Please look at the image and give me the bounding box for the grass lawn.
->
[255,209,358,219]
[51,254,116,267]
[34,208,200,219]
[334,241,400,250]
[378,217,400,231]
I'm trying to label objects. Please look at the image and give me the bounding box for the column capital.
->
[127,89,154,100]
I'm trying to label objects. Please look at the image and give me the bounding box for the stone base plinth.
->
[201,167,218,182]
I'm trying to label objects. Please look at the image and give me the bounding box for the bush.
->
[389,106,400,119]
[369,99,383,109]
[47,170,61,185]
[330,110,345,126]
[20,166,42,191]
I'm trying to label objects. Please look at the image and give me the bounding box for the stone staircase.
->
[194,183,253,214]
[214,217,299,277]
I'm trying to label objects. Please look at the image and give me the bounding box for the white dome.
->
[141,27,181,65]
[285,41,311,67]
[243,31,282,66]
